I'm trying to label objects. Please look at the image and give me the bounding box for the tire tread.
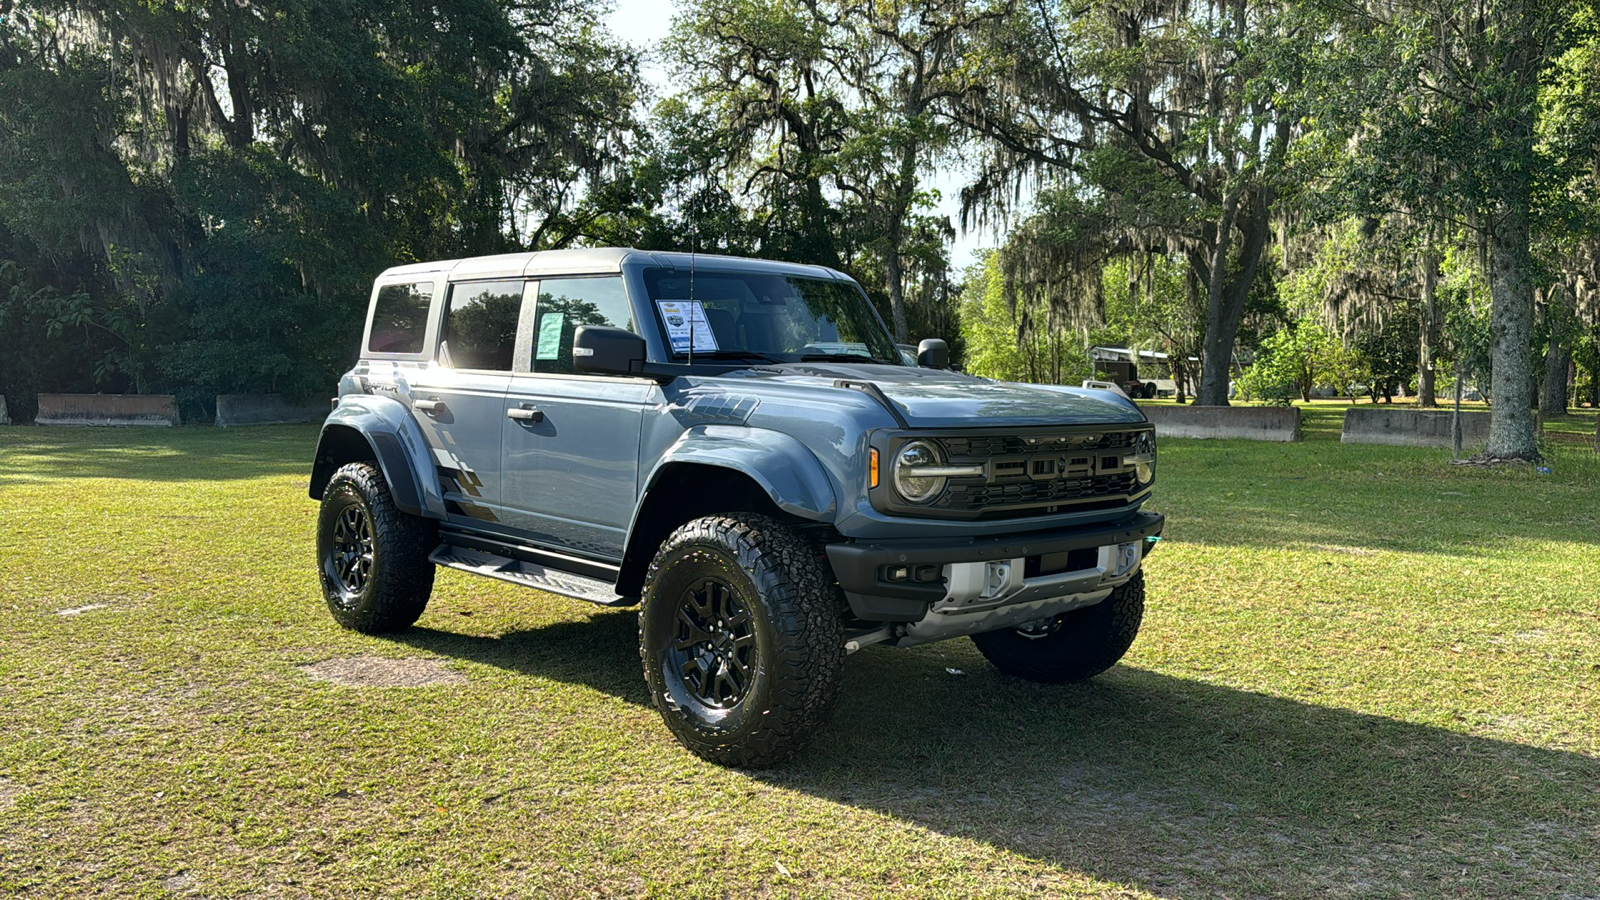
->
[318,462,436,633]
[640,514,844,767]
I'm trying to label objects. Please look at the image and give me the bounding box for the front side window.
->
[531,276,636,375]
[641,268,901,365]
[368,282,434,354]
[440,280,521,371]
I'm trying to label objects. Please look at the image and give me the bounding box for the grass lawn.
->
[1,407,1597,898]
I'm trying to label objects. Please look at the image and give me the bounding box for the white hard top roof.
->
[1090,346,1200,363]
[1092,346,1168,361]
[377,247,848,282]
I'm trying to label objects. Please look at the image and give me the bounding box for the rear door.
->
[406,279,525,526]
[499,275,655,561]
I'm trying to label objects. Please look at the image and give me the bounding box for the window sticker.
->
[655,299,719,354]
[535,312,565,360]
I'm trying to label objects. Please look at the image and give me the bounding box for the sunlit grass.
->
[1,419,1596,898]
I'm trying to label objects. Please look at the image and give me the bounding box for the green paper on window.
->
[536,313,565,360]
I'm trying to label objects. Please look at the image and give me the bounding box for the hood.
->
[733,363,1147,429]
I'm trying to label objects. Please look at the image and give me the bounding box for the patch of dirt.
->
[299,656,466,688]
[55,603,112,616]
[1451,455,1534,467]
[54,592,149,616]
[0,778,21,811]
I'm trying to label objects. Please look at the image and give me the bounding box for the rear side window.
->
[368,282,434,354]
[531,276,635,375]
[440,280,522,371]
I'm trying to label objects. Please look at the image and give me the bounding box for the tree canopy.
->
[2,0,1598,460]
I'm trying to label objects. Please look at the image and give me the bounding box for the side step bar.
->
[429,545,633,607]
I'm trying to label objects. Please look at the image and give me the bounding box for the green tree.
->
[1098,254,1204,402]
[959,251,1090,384]
[954,0,1303,406]
[1241,320,1353,404]
[0,0,641,413]
[1297,0,1600,459]
[665,0,852,269]
[663,0,975,343]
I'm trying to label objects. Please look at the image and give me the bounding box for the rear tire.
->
[971,571,1144,683]
[639,514,844,767]
[317,462,436,633]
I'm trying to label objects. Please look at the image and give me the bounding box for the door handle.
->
[507,405,544,423]
[413,398,444,414]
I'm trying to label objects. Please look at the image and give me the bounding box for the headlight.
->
[893,440,947,503]
[1131,431,1156,485]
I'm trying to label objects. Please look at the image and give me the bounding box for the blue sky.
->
[605,0,990,271]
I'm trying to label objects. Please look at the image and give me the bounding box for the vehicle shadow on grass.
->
[397,614,1600,899]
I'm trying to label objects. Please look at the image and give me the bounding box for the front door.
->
[500,275,654,561]
[407,278,524,526]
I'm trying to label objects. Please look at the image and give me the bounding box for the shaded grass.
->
[0,419,1597,898]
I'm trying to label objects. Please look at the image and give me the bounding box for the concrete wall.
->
[35,393,180,426]
[1138,404,1301,442]
[215,394,329,427]
[1340,407,1490,448]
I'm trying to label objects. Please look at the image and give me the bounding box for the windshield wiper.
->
[683,349,788,364]
[797,353,894,364]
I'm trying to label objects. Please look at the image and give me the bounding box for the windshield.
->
[642,267,902,365]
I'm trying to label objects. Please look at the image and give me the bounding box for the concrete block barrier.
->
[1138,404,1301,441]
[35,393,179,426]
[215,394,329,427]
[1340,407,1489,448]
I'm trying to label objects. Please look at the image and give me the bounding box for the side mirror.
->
[573,325,646,376]
[916,338,949,369]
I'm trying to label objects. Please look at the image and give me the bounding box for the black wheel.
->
[317,462,436,633]
[639,514,844,767]
[1142,382,1157,400]
[971,571,1144,683]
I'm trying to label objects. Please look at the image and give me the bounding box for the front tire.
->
[639,514,844,767]
[317,462,437,633]
[971,571,1145,683]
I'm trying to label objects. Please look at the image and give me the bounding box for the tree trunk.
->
[1539,281,1573,418]
[1483,207,1539,460]
[1539,339,1569,418]
[1196,191,1272,407]
[882,127,921,345]
[801,168,841,269]
[1418,249,1441,407]
[1452,373,1464,460]
[885,244,909,344]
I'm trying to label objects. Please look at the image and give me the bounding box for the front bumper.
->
[825,510,1165,623]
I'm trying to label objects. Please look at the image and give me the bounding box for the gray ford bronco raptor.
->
[310,248,1163,766]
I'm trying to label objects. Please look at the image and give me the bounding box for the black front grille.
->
[922,429,1147,518]
[939,472,1138,510]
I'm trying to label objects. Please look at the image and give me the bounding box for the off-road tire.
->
[317,462,436,633]
[971,571,1144,683]
[639,514,845,767]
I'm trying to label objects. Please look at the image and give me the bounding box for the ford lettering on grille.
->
[929,430,1147,519]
